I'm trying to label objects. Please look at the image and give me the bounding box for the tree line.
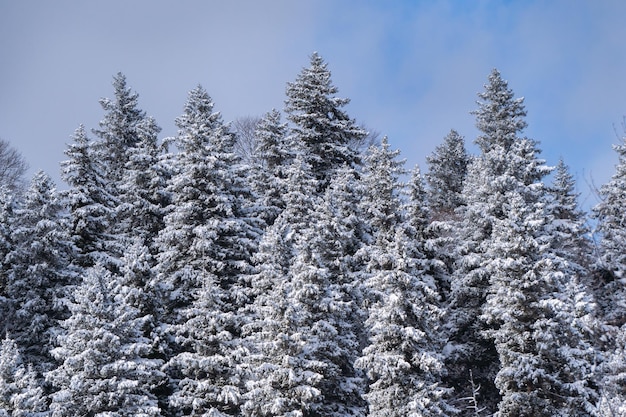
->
[1,52,625,416]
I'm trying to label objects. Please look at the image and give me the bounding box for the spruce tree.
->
[61,125,117,268]
[357,153,454,416]
[593,131,626,327]
[155,85,261,415]
[425,129,470,220]
[446,69,551,414]
[249,109,291,226]
[46,264,164,416]
[5,171,76,371]
[243,166,366,417]
[0,336,48,417]
[285,52,366,191]
[0,187,16,337]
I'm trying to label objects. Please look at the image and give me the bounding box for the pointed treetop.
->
[473,69,527,152]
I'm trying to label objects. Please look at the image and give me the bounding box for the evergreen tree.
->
[360,137,404,247]
[46,264,164,416]
[61,125,117,268]
[249,109,291,226]
[0,187,16,336]
[357,155,454,416]
[446,69,551,414]
[481,190,597,416]
[593,131,626,327]
[425,129,470,220]
[117,116,168,250]
[5,171,76,371]
[92,73,151,188]
[243,166,366,416]
[0,336,48,417]
[155,86,261,415]
[285,52,366,191]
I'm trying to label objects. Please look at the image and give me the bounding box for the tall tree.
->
[243,166,367,417]
[92,73,151,188]
[47,264,164,416]
[0,336,48,417]
[5,171,77,371]
[0,187,16,336]
[155,86,261,415]
[593,131,626,328]
[446,69,551,414]
[357,148,454,416]
[425,129,470,220]
[249,109,292,226]
[61,125,117,268]
[116,116,168,250]
[285,52,366,191]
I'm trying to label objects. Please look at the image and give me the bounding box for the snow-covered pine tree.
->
[0,187,16,337]
[5,171,77,372]
[446,69,551,414]
[481,187,598,416]
[243,165,367,417]
[593,129,626,328]
[46,264,164,416]
[241,154,321,416]
[92,73,151,188]
[155,85,261,415]
[61,125,118,268]
[285,52,366,191]
[249,109,291,226]
[426,129,470,221]
[0,336,48,417]
[360,136,404,247]
[356,141,454,416]
[545,159,593,271]
[116,115,168,250]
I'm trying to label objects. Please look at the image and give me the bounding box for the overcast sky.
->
[2,0,626,210]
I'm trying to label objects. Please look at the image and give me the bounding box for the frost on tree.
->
[356,140,453,417]
[285,52,366,191]
[447,69,550,414]
[249,109,292,226]
[46,264,164,416]
[0,336,48,416]
[593,130,626,328]
[155,85,261,416]
[426,129,470,221]
[5,171,77,372]
[61,125,117,268]
[243,166,367,417]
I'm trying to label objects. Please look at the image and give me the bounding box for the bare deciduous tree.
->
[232,115,261,165]
[0,139,28,192]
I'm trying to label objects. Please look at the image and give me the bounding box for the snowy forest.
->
[1,52,626,417]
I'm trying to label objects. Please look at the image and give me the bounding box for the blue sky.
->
[2,0,626,211]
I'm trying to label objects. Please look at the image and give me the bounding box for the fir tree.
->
[357,142,453,416]
[0,336,48,417]
[446,69,551,414]
[5,171,76,371]
[243,166,366,417]
[593,131,626,327]
[116,116,168,250]
[61,125,117,268]
[360,137,404,247]
[0,187,16,337]
[426,129,470,220]
[249,109,291,226]
[46,264,164,416]
[285,52,366,191]
[155,85,261,415]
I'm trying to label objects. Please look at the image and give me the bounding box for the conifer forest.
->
[3,52,626,416]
